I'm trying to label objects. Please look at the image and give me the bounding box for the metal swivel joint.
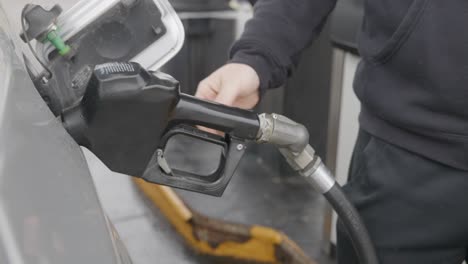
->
[256,113,336,194]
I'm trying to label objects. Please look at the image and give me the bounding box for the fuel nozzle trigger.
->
[145,124,248,196]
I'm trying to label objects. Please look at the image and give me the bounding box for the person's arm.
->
[196,0,337,108]
[231,0,337,90]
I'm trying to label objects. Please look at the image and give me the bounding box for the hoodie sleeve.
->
[230,0,337,90]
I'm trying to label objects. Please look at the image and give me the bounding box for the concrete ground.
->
[85,144,336,264]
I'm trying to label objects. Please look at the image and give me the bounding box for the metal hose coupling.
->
[256,113,335,194]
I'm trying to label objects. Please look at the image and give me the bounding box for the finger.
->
[195,82,217,101]
[235,91,260,109]
[196,72,222,100]
[214,84,237,106]
[196,126,224,136]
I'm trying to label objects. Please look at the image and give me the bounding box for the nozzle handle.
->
[144,94,259,196]
[171,94,260,140]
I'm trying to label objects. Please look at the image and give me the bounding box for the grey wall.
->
[283,24,333,160]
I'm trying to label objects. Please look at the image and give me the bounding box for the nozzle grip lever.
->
[144,124,247,196]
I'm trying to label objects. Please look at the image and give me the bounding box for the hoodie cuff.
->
[229,40,288,93]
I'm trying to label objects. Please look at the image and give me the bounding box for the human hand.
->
[196,63,260,109]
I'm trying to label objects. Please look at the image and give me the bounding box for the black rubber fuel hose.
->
[324,184,379,264]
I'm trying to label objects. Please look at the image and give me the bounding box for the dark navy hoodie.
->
[231,0,468,170]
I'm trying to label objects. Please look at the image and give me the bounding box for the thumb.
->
[195,82,216,101]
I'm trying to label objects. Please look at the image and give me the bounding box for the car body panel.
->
[0,4,127,263]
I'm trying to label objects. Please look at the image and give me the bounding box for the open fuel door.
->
[21,0,185,115]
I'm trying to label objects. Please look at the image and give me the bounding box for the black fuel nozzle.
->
[62,62,260,196]
[62,62,180,176]
[60,63,378,262]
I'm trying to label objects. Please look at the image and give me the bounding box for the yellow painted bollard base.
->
[134,178,316,264]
